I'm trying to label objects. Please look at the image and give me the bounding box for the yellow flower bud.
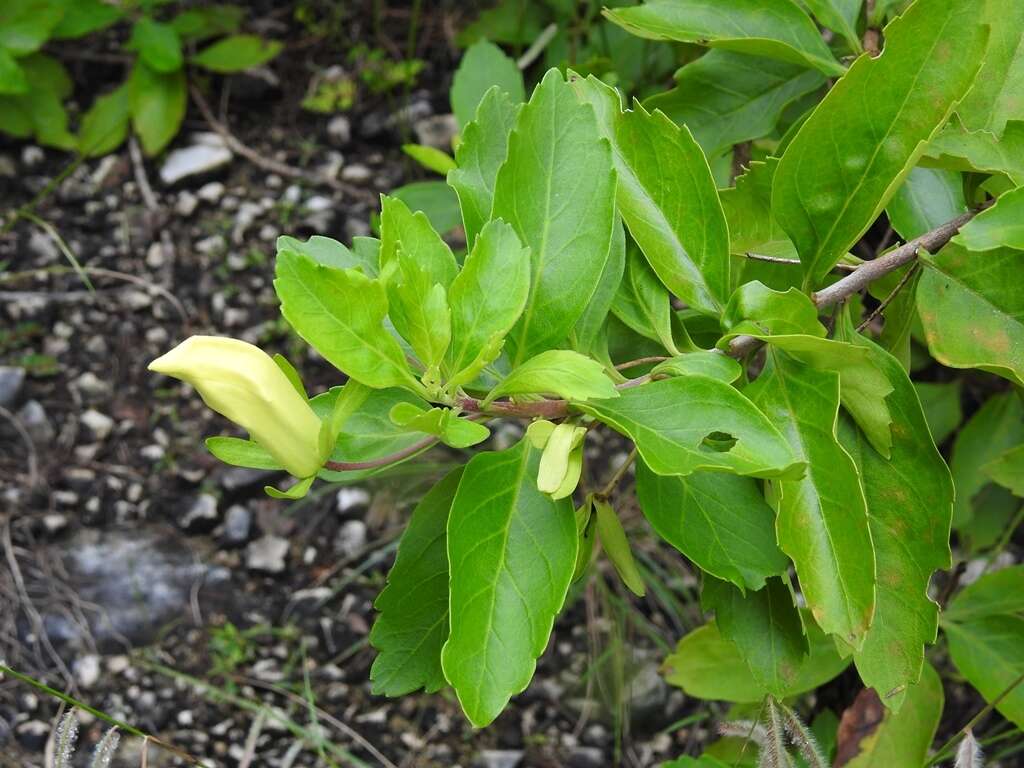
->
[149,335,326,478]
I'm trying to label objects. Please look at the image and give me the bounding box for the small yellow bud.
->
[149,335,326,478]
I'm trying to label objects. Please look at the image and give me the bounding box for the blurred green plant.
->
[0,0,282,156]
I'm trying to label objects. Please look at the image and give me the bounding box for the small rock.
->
[159,134,232,185]
[42,514,69,535]
[80,409,115,441]
[326,115,352,146]
[146,241,167,268]
[197,181,225,203]
[175,191,199,216]
[335,520,367,559]
[28,229,59,262]
[74,654,102,689]
[180,493,219,532]
[177,710,194,727]
[221,505,252,545]
[141,444,165,462]
[341,163,372,183]
[73,371,110,399]
[18,400,54,447]
[15,720,48,751]
[414,114,458,150]
[246,535,289,573]
[53,490,79,506]
[221,466,278,492]
[195,234,226,256]
[305,195,333,213]
[567,747,604,768]
[0,366,25,407]
[474,750,524,768]
[336,487,371,513]
[21,146,44,167]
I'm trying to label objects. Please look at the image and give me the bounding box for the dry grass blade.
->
[955,730,983,768]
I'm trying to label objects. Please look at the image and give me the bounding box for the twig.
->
[238,710,266,768]
[614,356,670,370]
[856,262,920,333]
[517,23,558,70]
[728,206,984,359]
[238,676,399,768]
[0,406,38,489]
[744,252,858,273]
[323,434,437,472]
[0,265,188,323]
[596,447,637,499]
[189,85,376,204]
[128,138,178,280]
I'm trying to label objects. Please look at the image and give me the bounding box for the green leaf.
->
[0,96,32,137]
[802,0,863,52]
[594,499,645,597]
[205,436,284,470]
[128,60,186,156]
[721,160,798,271]
[0,0,63,55]
[835,327,954,711]
[843,662,944,768]
[724,281,824,338]
[388,249,452,373]
[0,49,28,95]
[486,350,617,404]
[578,376,804,480]
[450,39,525,129]
[946,615,1024,729]
[264,475,314,499]
[949,391,1024,528]
[170,5,244,41]
[389,403,489,449]
[985,445,1024,497]
[370,468,462,696]
[128,18,184,74]
[447,87,521,248]
[79,84,130,157]
[946,566,1024,622]
[954,185,1024,251]
[390,181,462,235]
[663,616,849,703]
[274,251,422,394]
[17,83,74,150]
[276,234,377,274]
[611,246,682,354]
[604,0,844,76]
[917,245,1024,387]
[954,0,1024,136]
[913,380,962,445]
[573,217,627,357]
[191,34,282,73]
[703,577,809,698]
[636,460,788,591]
[645,50,825,156]
[379,194,457,288]
[746,352,875,648]
[886,166,967,241]
[731,334,895,458]
[572,74,730,315]
[651,351,742,384]
[442,439,577,727]
[52,0,123,39]
[771,0,988,287]
[402,143,456,175]
[491,69,616,364]
[18,53,71,99]
[924,118,1024,185]
[311,387,434,482]
[445,218,530,387]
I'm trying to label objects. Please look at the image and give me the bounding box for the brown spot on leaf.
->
[835,688,885,766]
